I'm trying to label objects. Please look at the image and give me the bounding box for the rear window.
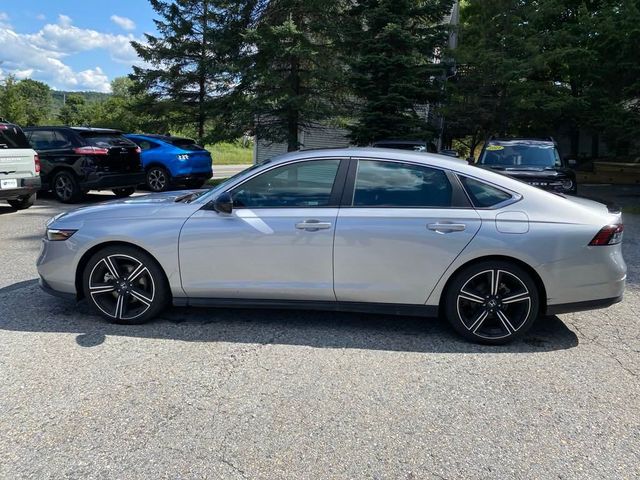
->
[459,176,513,208]
[81,133,136,148]
[168,138,206,151]
[0,125,30,149]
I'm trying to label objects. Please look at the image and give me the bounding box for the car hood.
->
[50,190,206,225]
[478,165,573,179]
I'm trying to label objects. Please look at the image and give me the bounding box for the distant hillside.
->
[51,90,111,114]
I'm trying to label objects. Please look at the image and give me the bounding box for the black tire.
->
[146,166,171,192]
[112,187,136,198]
[82,245,170,325]
[52,171,83,203]
[444,260,540,345]
[8,193,36,210]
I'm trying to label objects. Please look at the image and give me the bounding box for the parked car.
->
[38,148,626,345]
[0,121,41,210]
[474,138,577,194]
[23,127,145,203]
[124,134,213,192]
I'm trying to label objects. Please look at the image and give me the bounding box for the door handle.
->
[295,220,332,231]
[427,223,466,233]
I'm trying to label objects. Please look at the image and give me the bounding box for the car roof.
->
[488,138,555,145]
[23,126,122,134]
[372,139,428,146]
[125,133,195,143]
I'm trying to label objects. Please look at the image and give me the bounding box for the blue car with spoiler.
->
[124,134,213,192]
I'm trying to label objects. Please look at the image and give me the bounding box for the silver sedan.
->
[37,148,626,344]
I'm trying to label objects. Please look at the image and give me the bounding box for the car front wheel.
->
[112,187,136,198]
[445,261,539,344]
[82,246,169,324]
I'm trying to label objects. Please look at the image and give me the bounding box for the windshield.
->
[479,143,561,168]
[193,161,269,203]
[81,133,136,148]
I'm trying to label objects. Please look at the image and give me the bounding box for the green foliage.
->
[446,0,640,156]
[15,79,52,126]
[131,0,256,144]
[58,94,90,126]
[341,0,455,145]
[239,0,348,151]
[207,139,254,164]
[0,76,28,125]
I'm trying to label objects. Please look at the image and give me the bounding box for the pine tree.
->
[132,0,256,144]
[342,0,455,145]
[239,0,347,151]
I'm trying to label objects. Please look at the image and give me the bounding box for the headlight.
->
[46,229,77,241]
[561,179,574,191]
[177,154,190,161]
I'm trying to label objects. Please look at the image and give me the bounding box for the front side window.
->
[459,176,513,208]
[231,159,341,208]
[352,160,452,208]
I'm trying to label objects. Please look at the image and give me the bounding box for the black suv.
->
[23,127,145,203]
[474,138,577,195]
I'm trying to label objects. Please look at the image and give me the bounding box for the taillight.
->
[34,154,41,174]
[589,224,624,246]
[74,146,109,155]
[135,146,142,154]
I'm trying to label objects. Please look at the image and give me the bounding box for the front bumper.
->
[39,277,76,300]
[83,172,146,190]
[0,177,41,200]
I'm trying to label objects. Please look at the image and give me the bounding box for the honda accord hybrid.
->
[37,148,626,344]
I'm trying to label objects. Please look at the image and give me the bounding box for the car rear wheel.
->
[52,171,82,203]
[82,246,169,325]
[146,167,171,192]
[112,187,136,198]
[8,193,36,210]
[444,261,539,345]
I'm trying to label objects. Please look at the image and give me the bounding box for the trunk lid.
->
[0,126,37,179]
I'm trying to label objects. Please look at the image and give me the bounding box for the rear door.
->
[78,132,142,173]
[333,158,482,305]
[25,129,76,184]
[0,125,36,189]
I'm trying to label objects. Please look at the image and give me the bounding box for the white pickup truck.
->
[0,121,41,209]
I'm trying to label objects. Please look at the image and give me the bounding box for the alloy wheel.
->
[147,168,168,192]
[55,175,74,202]
[456,269,532,340]
[88,254,156,321]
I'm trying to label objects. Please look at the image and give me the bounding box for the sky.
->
[0,0,159,93]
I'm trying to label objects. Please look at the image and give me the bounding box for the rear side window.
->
[0,125,30,149]
[27,130,73,150]
[81,133,135,148]
[352,160,452,208]
[459,176,513,208]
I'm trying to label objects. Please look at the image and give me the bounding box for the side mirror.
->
[209,192,233,215]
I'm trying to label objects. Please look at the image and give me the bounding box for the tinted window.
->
[352,160,452,207]
[80,133,136,148]
[459,176,512,208]
[479,142,561,167]
[168,138,206,151]
[0,125,30,149]
[231,160,340,208]
[27,130,58,150]
[136,140,159,151]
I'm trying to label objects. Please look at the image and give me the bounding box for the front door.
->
[334,159,482,305]
[179,158,347,301]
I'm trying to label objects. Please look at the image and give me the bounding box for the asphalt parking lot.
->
[1,187,638,479]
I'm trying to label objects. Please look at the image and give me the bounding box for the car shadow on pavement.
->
[0,280,578,354]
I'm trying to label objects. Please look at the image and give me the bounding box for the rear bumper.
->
[546,295,623,315]
[173,171,213,182]
[83,172,145,190]
[0,177,41,200]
